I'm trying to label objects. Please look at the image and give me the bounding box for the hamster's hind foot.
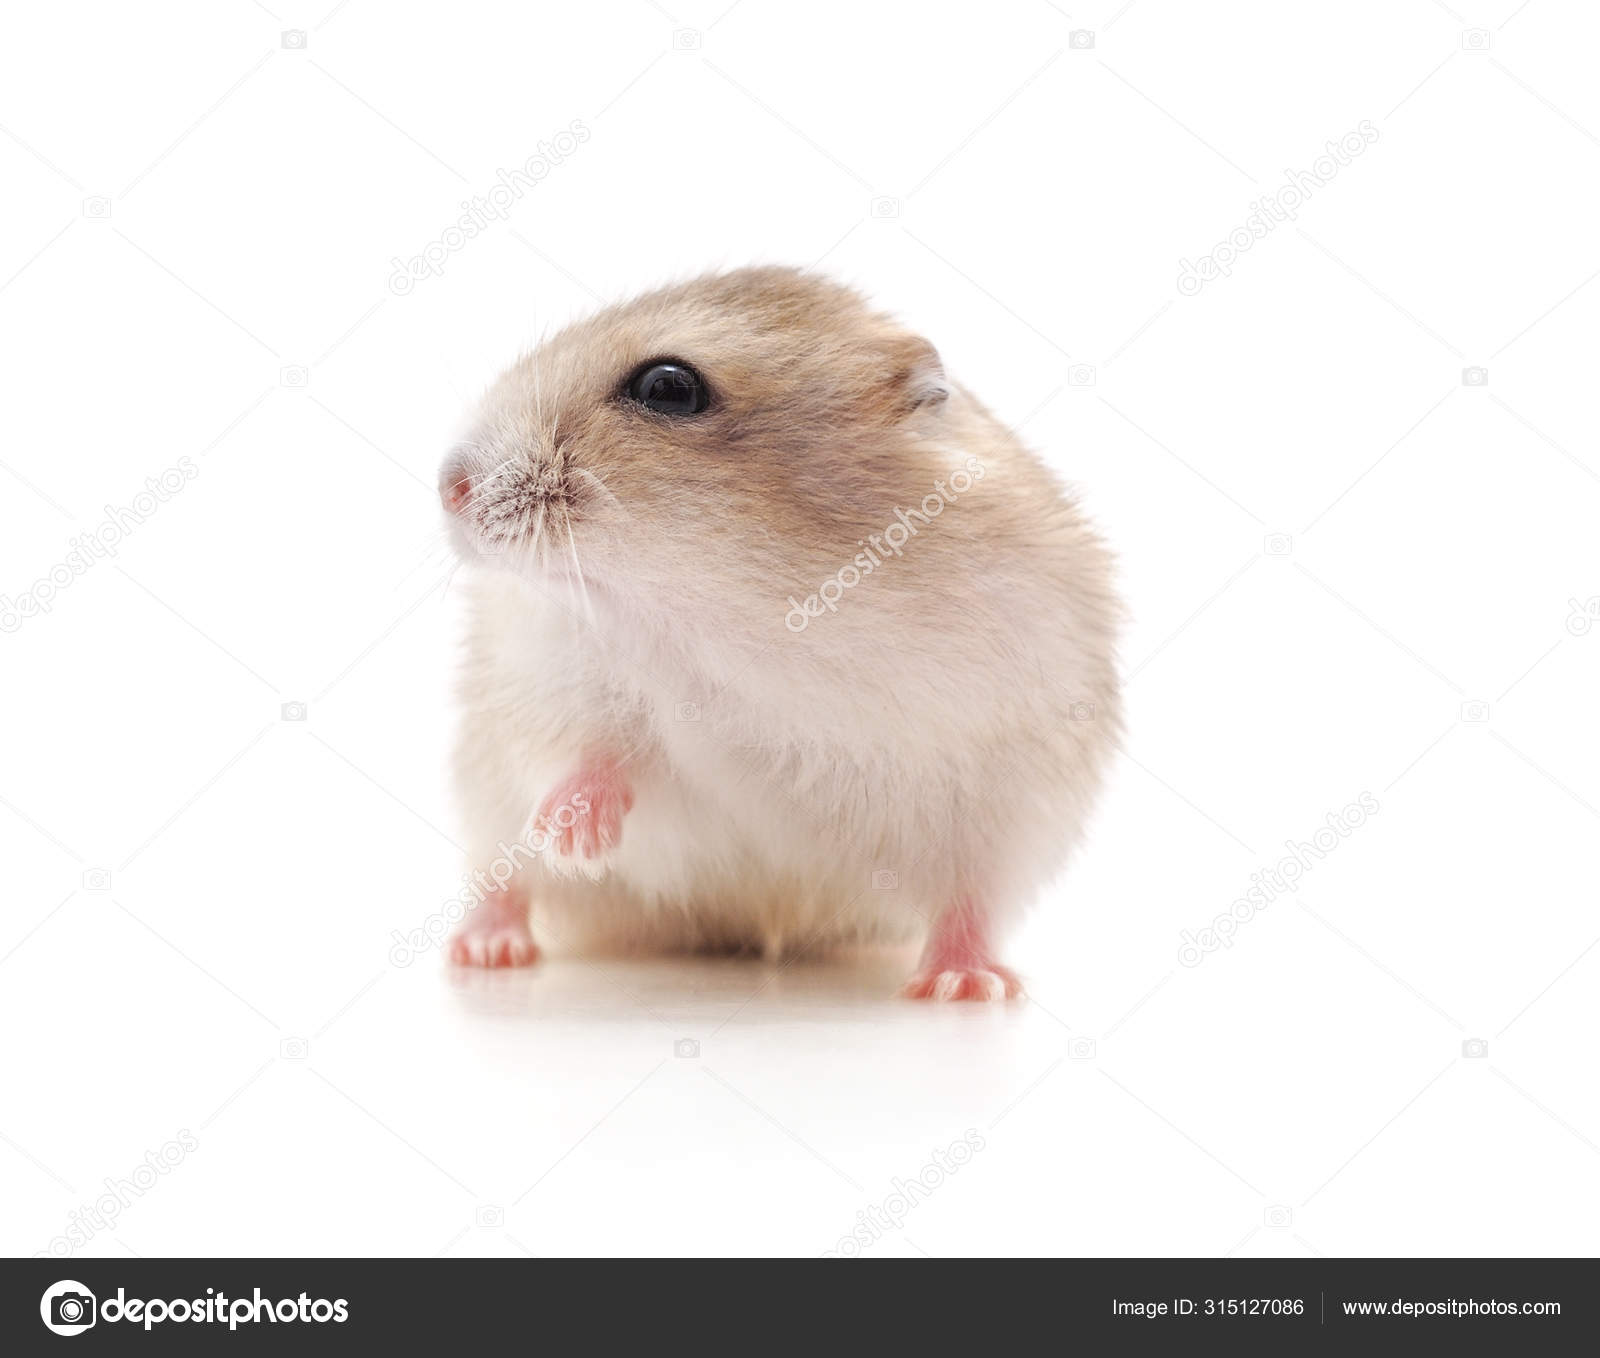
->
[901,965,1023,1002]
[448,886,539,968]
[901,899,1024,1002]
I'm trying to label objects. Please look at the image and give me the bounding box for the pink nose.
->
[439,464,472,515]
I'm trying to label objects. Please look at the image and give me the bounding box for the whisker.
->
[531,321,546,439]
[457,463,519,519]
[564,517,597,627]
[530,500,548,568]
[571,467,624,514]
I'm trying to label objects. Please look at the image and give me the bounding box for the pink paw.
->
[449,923,539,968]
[902,965,1024,1002]
[535,763,633,863]
[448,892,539,968]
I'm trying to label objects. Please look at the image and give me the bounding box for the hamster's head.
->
[440,267,960,629]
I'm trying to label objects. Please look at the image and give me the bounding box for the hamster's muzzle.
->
[440,440,596,560]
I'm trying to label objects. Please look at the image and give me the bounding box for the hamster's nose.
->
[439,458,472,515]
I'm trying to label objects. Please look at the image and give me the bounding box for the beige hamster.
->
[438,266,1120,1000]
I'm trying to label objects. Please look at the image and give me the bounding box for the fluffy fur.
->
[441,266,1121,994]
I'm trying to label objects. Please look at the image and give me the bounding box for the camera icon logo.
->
[279,365,309,388]
[82,868,111,891]
[81,196,111,219]
[1461,365,1489,387]
[1461,28,1491,51]
[674,28,701,50]
[1459,700,1490,723]
[1070,29,1096,49]
[281,29,308,49]
[674,1038,700,1058]
[279,1037,308,1060]
[870,196,901,219]
[1069,701,1096,722]
[1263,533,1293,556]
[1264,1205,1293,1228]
[675,701,701,722]
[1069,1037,1097,1061]
[476,1205,504,1227]
[281,701,307,721]
[41,1280,97,1336]
[1462,1037,1489,1058]
[1067,363,1096,388]
[871,869,899,890]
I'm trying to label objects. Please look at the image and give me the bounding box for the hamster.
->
[438,266,1120,1000]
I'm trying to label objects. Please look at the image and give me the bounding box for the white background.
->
[2,0,1598,1258]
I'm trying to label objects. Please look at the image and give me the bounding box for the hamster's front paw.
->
[534,761,634,875]
[448,889,539,968]
[901,965,1023,1002]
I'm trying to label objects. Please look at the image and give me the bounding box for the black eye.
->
[626,361,709,416]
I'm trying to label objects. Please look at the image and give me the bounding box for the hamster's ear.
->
[885,334,949,414]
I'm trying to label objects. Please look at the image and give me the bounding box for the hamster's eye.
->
[625,361,709,416]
